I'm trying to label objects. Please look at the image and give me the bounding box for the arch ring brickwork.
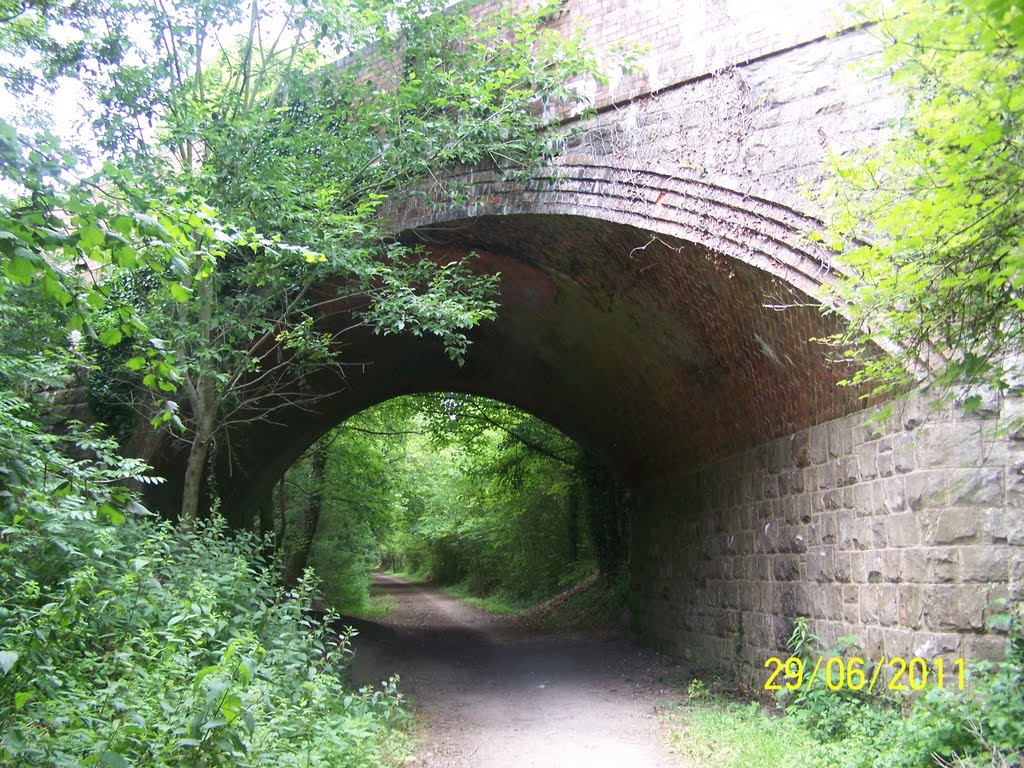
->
[386,154,843,302]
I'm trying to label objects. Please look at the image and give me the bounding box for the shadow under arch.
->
[139,158,872,524]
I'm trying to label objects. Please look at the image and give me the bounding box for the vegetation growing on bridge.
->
[820,0,1024,408]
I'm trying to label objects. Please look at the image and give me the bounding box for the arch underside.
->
[144,162,870,518]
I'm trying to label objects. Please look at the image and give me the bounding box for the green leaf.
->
[169,282,192,302]
[110,215,134,236]
[99,503,126,524]
[100,753,129,768]
[125,356,146,371]
[114,246,139,268]
[4,249,39,284]
[200,717,229,731]
[194,665,221,688]
[221,693,243,723]
[14,691,31,710]
[40,275,71,307]
[99,328,124,346]
[77,224,106,249]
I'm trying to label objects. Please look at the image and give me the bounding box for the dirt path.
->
[344,573,684,768]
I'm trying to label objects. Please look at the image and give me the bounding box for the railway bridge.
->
[137,0,1023,681]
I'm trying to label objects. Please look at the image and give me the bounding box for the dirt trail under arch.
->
[345,573,684,768]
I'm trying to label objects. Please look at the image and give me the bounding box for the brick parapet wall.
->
[499,0,861,115]
[631,393,1024,683]
[387,25,898,287]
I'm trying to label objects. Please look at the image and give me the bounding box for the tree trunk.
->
[567,494,579,562]
[275,474,287,551]
[179,269,217,524]
[180,431,211,523]
[257,499,271,536]
[282,444,327,588]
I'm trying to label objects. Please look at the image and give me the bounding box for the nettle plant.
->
[1,518,408,767]
[777,612,1024,768]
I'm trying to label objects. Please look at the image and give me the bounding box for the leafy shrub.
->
[0,513,406,768]
[0,275,405,766]
[780,615,1024,768]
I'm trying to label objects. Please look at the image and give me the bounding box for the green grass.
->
[438,583,528,614]
[662,698,824,768]
[347,592,395,619]
[433,571,631,629]
[522,571,629,628]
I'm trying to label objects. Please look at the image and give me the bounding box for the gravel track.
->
[344,573,684,768]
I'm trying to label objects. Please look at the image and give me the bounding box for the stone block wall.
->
[630,393,1024,684]
[565,26,897,205]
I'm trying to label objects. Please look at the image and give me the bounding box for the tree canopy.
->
[0,1,607,763]
[0,0,602,520]
[273,393,629,615]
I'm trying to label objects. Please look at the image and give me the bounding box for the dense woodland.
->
[276,394,629,615]
[0,0,1022,766]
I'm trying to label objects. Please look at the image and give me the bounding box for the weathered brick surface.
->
[386,24,894,276]
[506,0,860,119]
[631,394,1024,683]
[561,27,892,199]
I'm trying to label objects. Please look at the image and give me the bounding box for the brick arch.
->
[137,165,873,521]
[386,154,843,301]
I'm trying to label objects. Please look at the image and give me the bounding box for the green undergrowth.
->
[663,617,1024,768]
[1,511,409,767]
[518,569,630,629]
[663,694,821,768]
[347,592,396,620]
[438,583,528,615]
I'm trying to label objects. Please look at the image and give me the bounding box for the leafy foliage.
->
[387,394,598,604]
[273,394,627,614]
[277,405,412,613]
[818,0,1024,402]
[779,613,1024,768]
[0,0,613,764]
[1,513,406,768]
[0,274,406,767]
[0,0,605,522]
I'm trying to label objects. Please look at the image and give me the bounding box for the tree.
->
[277,402,412,608]
[817,0,1024,407]
[281,437,328,587]
[383,394,627,600]
[1,0,604,521]
[413,393,631,576]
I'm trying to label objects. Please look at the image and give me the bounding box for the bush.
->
[780,615,1024,768]
[0,512,406,767]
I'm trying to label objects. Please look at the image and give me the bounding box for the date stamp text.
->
[764,656,965,692]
